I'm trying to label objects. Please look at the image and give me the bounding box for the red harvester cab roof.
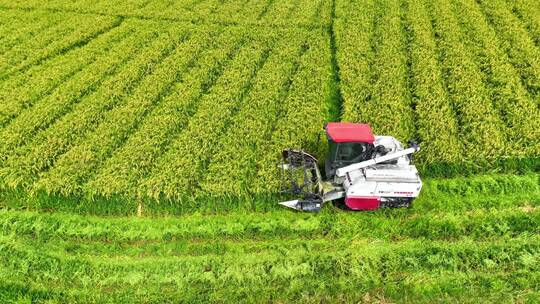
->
[325,122,375,143]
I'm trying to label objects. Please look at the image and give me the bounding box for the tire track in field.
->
[327,0,343,122]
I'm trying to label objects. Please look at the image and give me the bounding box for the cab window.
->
[336,142,369,163]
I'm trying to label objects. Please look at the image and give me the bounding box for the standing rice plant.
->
[0,22,177,190]
[33,25,213,197]
[84,28,246,199]
[477,0,540,103]
[140,35,273,201]
[253,31,332,194]
[200,31,308,198]
[428,0,506,159]
[405,0,462,163]
[0,21,145,162]
[337,0,414,142]
[0,20,135,128]
[0,14,120,78]
[452,0,540,156]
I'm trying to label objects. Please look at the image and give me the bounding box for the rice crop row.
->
[0,12,120,78]
[0,2,539,302]
[334,0,540,164]
[84,29,246,198]
[0,1,538,207]
[0,0,331,28]
[0,12,332,205]
[507,0,540,46]
[0,21,185,189]
[31,25,216,197]
[0,20,136,128]
[0,22,148,160]
[477,0,540,101]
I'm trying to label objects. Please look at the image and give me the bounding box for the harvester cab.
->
[279,122,422,212]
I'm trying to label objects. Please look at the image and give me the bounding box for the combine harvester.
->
[280,122,423,212]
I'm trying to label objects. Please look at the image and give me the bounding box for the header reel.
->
[279,149,324,212]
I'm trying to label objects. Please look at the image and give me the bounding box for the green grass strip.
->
[1,233,539,303]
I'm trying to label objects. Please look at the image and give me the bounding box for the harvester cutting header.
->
[279,123,422,212]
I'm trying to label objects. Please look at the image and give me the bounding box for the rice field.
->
[0,0,539,302]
